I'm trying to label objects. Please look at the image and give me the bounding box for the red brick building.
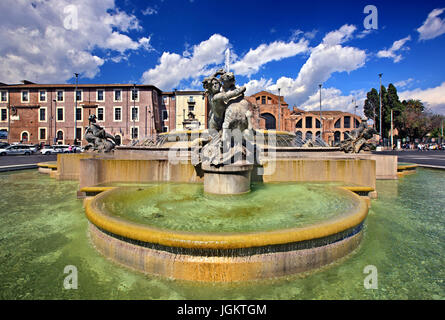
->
[0,81,164,145]
[248,91,363,146]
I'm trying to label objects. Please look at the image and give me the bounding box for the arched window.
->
[296,131,302,139]
[344,131,350,140]
[305,116,313,128]
[305,131,313,141]
[334,131,341,144]
[56,130,64,143]
[21,131,29,142]
[316,131,321,138]
[354,118,361,128]
[315,119,321,128]
[295,119,302,128]
[114,135,122,146]
[334,119,341,128]
[260,113,276,130]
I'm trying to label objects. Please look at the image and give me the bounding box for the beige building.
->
[174,91,207,131]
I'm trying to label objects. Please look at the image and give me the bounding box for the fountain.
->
[44,69,380,282]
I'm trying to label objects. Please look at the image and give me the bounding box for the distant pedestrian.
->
[68,145,72,153]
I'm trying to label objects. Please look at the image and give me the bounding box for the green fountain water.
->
[98,182,358,233]
[0,169,443,299]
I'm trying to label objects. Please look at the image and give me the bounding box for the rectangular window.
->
[1,108,7,121]
[114,90,122,101]
[75,127,82,141]
[0,91,7,102]
[22,91,29,102]
[261,96,266,104]
[344,116,351,129]
[162,126,168,133]
[39,108,46,122]
[162,110,168,121]
[131,88,139,101]
[57,108,64,121]
[188,106,194,112]
[305,117,313,129]
[57,90,64,102]
[75,90,82,102]
[39,90,46,102]
[39,128,46,140]
[97,90,104,101]
[97,107,104,121]
[75,107,82,121]
[114,107,122,121]
[131,127,138,139]
[131,106,139,121]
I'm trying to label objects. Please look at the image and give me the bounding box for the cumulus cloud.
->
[399,82,445,114]
[141,34,229,90]
[231,39,309,76]
[417,8,445,40]
[299,87,367,115]
[0,0,151,83]
[142,7,158,15]
[377,36,411,63]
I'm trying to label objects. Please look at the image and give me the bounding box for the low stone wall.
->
[259,158,376,189]
[55,153,97,180]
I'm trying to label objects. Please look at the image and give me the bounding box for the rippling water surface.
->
[0,168,443,299]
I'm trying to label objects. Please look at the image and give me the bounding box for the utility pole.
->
[378,73,383,144]
[319,84,323,139]
[74,73,79,145]
[278,88,281,131]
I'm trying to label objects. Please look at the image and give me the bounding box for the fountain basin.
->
[85,183,368,281]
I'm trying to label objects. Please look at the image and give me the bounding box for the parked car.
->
[41,145,72,155]
[0,142,9,149]
[0,144,36,156]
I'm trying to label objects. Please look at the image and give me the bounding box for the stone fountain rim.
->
[85,185,368,250]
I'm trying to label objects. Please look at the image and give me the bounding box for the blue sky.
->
[1,0,445,114]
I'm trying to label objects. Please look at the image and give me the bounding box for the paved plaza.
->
[376,150,445,169]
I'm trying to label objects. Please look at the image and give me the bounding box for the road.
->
[0,153,57,172]
[375,150,445,169]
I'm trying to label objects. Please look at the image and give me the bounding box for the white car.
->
[40,145,71,155]
[0,144,36,156]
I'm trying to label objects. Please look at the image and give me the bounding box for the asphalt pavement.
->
[0,153,57,172]
[374,150,445,169]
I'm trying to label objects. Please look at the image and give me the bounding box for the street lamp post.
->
[319,84,323,140]
[378,73,383,144]
[74,73,79,145]
[277,88,281,131]
[53,99,57,144]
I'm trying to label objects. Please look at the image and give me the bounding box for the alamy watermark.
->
[363,5,378,30]
[63,265,78,289]
[63,5,78,30]
[363,265,378,289]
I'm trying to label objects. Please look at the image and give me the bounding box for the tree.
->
[363,88,379,126]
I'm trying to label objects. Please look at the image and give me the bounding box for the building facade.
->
[248,91,363,146]
[0,82,163,145]
[0,84,363,147]
[174,91,207,131]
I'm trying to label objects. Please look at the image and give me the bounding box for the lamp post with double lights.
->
[319,84,323,141]
[74,73,79,145]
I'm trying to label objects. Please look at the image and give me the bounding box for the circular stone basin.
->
[97,182,359,233]
[85,182,368,281]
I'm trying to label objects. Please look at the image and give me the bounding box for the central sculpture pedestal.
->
[202,162,253,195]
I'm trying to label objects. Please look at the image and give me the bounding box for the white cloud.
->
[141,34,229,90]
[0,0,151,83]
[244,78,274,96]
[239,24,366,109]
[394,78,414,89]
[299,87,367,115]
[417,8,445,40]
[231,39,309,76]
[376,35,411,63]
[142,7,158,15]
[399,82,445,114]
